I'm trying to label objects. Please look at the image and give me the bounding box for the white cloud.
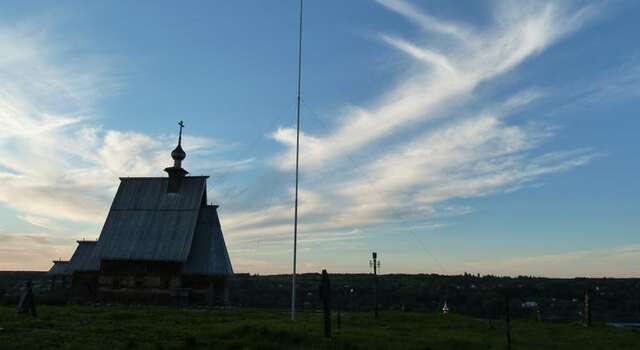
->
[380,34,456,73]
[233,111,594,258]
[375,0,473,40]
[222,1,602,270]
[271,1,596,172]
[18,214,63,231]
[0,2,618,275]
[0,22,250,226]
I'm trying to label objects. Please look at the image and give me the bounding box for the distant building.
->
[49,124,233,305]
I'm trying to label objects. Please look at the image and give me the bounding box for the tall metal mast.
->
[291,0,303,322]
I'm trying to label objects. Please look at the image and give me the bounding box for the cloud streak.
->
[0,23,251,225]
[222,1,602,270]
[0,2,624,275]
[271,1,597,172]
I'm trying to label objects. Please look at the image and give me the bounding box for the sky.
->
[0,0,638,277]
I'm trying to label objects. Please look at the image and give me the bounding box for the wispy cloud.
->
[222,1,602,270]
[270,0,597,172]
[1,2,628,275]
[18,215,63,231]
[374,0,473,40]
[0,22,250,225]
[380,34,456,73]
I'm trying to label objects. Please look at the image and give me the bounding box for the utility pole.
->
[369,252,381,319]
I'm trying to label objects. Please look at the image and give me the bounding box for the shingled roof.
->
[184,206,233,276]
[94,176,208,262]
[67,240,99,272]
[47,260,69,276]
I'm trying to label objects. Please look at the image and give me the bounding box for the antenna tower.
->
[291,0,304,322]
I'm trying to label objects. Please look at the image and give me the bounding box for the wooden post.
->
[206,281,214,307]
[374,276,378,319]
[505,295,511,350]
[584,289,592,327]
[337,299,342,331]
[319,270,332,338]
[223,278,231,306]
[17,280,37,317]
[371,252,379,319]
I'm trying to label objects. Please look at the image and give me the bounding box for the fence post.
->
[337,301,342,331]
[584,289,592,327]
[17,280,37,317]
[505,295,512,350]
[319,269,332,338]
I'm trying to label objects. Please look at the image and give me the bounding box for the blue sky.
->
[0,0,638,276]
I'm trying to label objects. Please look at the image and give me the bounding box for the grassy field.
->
[0,305,637,349]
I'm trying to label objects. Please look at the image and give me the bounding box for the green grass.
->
[0,306,637,349]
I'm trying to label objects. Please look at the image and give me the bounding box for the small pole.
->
[319,270,332,338]
[584,289,592,327]
[349,287,355,312]
[370,252,380,319]
[17,280,37,317]
[337,300,342,331]
[505,295,512,350]
[337,284,345,331]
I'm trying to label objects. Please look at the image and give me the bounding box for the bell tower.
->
[164,121,189,192]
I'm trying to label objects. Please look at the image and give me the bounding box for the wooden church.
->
[49,123,233,305]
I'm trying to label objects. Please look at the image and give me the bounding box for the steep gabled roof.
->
[47,260,69,276]
[184,206,234,276]
[67,240,99,272]
[94,176,208,262]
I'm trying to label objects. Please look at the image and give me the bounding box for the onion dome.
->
[171,143,186,161]
[164,121,189,189]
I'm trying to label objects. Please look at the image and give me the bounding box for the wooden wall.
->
[71,261,230,306]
